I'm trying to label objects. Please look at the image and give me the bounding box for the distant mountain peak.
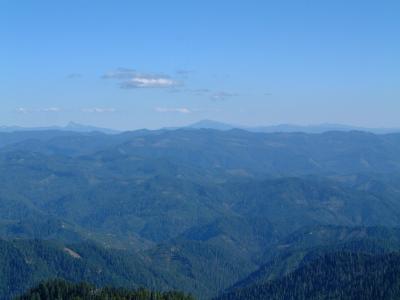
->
[63,122,120,134]
[66,121,82,128]
[186,120,236,130]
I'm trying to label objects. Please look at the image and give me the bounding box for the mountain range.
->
[2,120,400,135]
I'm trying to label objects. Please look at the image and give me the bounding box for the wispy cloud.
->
[187,89,237,100]
[155,107,192,114]
[66,73,82,79]
[103,68,180,89]
[175,69,193,78]
[167,88,183,94]
[15,107,62,113]
[102,68,136,80]
[191,88,211,96]
[82,107,116,113]
[40,107,62,112]
[210,91,237,101]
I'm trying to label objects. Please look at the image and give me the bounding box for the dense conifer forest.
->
[17,280,194,300]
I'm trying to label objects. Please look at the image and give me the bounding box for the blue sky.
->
[1,0,399,130]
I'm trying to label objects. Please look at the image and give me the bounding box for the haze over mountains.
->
[0,122,119,134]
[186,120,400,134]
[2,120,400,135]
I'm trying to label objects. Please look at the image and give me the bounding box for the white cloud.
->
[15,107,62,113]
[40,107,62,112]
[155,107,192,114]
[122,76,178,89]
[82,108,116,113]
[104,68,180,89]
[15,107,30,114]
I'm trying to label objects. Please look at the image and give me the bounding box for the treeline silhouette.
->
[17,280,194,300]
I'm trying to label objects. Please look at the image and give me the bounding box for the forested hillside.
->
[217,252,400,300]
[0,239,175,299]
